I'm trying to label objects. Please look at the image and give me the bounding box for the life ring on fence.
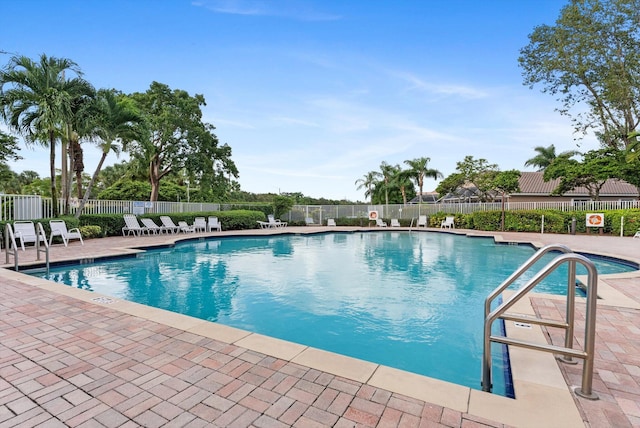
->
[587,214,603,226]
[368,211,378,220]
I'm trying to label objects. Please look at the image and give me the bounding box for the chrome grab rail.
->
[482,250,599,400]
[4,223,18,270]
[484,244,572,321]
[3,222,49,273]
[35,222,50,274]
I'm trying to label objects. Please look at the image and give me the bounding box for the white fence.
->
[1,194,639,222]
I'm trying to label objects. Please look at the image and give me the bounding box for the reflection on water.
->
[32,232,634,394]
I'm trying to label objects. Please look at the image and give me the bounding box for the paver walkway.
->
[1,228,639,427]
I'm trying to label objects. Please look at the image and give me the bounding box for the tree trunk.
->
[75,150,108,219]
[49,130,58,217]
[61,139,69,215]
[149,159,160,202]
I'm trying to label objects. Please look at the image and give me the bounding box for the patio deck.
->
[1,227,639,427]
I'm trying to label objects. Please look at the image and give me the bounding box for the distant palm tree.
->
[0,54,93,216]
[404,157,443,203]
[379,161,397,208]
[391,167,414,206]
[524,144,580,171]
[75,90,144,218]
[355,170,381,204]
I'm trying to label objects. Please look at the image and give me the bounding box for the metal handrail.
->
[484,244,572,321]
[482,252,599,400]
[4,223,18,270]
[35,222,50,274]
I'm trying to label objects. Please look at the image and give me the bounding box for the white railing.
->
[1,193,639,222]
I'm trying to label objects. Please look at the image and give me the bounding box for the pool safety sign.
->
[586,213,604,228]
[368,210,379,221]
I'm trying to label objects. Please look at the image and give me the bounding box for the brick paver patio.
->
[1,228,639,427]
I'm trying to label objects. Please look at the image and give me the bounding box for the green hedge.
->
[78,210,268,236]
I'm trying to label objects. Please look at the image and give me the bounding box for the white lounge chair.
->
[268,215,287,228]
[140,218,167,234]
[417,215,427,228]
[390,219,401,227]
[160,216,181,234]
[208,216,222,232]
[13,221,47,251]
[122,214,149,236]
[49,219,84,246]
[327,218,336,227]
[194,217,207,232]
[441,216,455,229]
[178,221,196,233]
[305,217,316,226]
[376,218,387,227]
[634,230,640,239]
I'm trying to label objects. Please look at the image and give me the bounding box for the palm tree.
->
[391,167,414,206]
[75,89,144,218]
[354,170,381,203]
[524,144,580,171]
[379,161,397,209]
[404,157,443,203]
[0,54,93,216]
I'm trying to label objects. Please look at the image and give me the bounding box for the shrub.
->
[80,225,102,239]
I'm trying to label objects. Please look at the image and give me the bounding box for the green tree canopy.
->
[128,82,238,202]
[543,148,625,199]
[519,0,640,149]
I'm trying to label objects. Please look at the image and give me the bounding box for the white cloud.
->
[192,0,342,21]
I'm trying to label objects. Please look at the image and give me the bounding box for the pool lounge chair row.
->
[257,215,288,229]
[122,215,223,236]
[9,220,84,251]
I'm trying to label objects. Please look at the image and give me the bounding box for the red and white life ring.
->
[368,211,378,220]
[586,213,604,227]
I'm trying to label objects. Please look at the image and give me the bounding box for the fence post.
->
[621,216,624,237]
[541,215,545,234]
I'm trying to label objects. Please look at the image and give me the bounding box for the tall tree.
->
[354,171,381,204]
[378,161,396,208]
[544,148,627,200]
[75,90,144,218]
[129,82,237,201]
[524,144,580,171]
[404,157,443,203]
[436,156,499,202]
[0,130,20,162]
[0,54,93,215]
[519,0,640,150]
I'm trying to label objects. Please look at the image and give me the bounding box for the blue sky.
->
[1,0,598,201]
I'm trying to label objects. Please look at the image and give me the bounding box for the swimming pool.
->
[31,231,635,396]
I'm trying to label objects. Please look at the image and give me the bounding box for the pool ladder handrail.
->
[4,222,49,273]
[482,245,599,400]
[4,222,19,270]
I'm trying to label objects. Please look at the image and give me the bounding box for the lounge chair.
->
[305,217,316,226]
[122,214,150,236]
[140,218,168,234]
[417,215,427,228]
[441,216,455,229]
[376,218,387,227]
[268,215,287,228]
[160,216,181,234]
[178,221,196,233]
[194,217,207,232]
[327,218,336,227]
[634,230,640,239]
[208,216,222,232]
[13,221,47,251]
[49,219,84,246]
[390,219,401,227]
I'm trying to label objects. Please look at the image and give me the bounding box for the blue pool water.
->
[31,232,635,395]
